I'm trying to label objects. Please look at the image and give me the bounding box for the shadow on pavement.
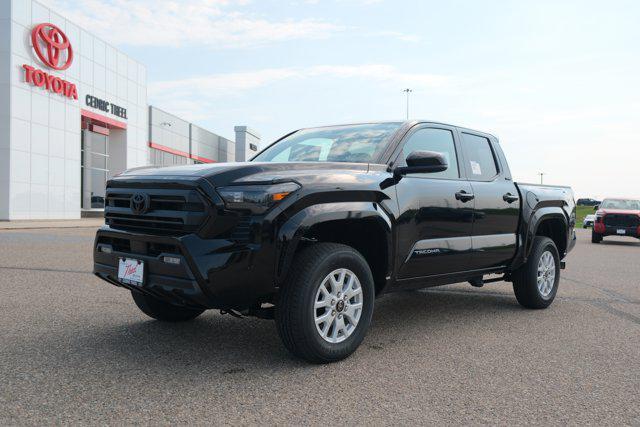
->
[598,239,640,247]
[16,287,525,375]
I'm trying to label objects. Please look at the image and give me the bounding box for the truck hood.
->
[597,209,640,216]
[116,162,246,178]
[114,161,386,187]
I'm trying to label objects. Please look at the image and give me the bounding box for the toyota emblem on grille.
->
[130,193,150,215]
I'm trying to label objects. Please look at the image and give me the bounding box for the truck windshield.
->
[600,199,640,210]
[252,123,402,164]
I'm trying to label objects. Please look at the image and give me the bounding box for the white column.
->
[0,8,11,218]
[234,126,261,162]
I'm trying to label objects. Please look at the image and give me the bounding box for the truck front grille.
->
[604,214,639,228]
[104,187,209,235]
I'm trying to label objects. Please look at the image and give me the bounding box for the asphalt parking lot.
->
[1,227,638,424]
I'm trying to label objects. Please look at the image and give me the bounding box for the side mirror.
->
[394,151,448,176]
[593,205,599,211]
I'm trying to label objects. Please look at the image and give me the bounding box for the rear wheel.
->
[275,243,375,363]
[131,291,205,322]
[591,231,603,243]
[512,236,560,309]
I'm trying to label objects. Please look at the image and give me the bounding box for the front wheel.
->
[131,291,205,322]
[275,243,375,363]
[512,236,560,309]
[591,231,602,243]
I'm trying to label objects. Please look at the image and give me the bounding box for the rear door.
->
[458,131,520,269]
[393,125,475,279]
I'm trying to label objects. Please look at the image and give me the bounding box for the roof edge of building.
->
[234,126,260,139]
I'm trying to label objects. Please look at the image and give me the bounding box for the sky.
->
[45,0,640,199]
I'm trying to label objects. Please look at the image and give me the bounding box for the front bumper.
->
[594,223,640,238]
[93,226,276,309]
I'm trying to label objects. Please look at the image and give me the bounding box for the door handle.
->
[503,192,519,203]
[455,190,475,202]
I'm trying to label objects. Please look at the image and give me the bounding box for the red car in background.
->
[592,198,640,243]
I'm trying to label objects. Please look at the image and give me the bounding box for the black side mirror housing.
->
[593,205,599,211]
[394,151,448,176]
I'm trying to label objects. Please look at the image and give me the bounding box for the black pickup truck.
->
[94,121,576,363]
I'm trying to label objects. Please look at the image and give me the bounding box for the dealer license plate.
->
[617,229,626,235]
[118,258,144,286]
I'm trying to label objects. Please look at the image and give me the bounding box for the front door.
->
[393,125,474,279]
[81,129,109,210]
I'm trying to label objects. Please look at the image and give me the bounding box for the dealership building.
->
[0,0,260,220]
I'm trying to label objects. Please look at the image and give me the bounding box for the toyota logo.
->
[130,193,150,215]
[31,23,74,70]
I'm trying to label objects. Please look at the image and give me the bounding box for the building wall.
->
[148,106,237,165]
[0,0,11,218]
[191,124,219,163]
[149,106,190,160]
[218,137,236,163]
[4,0,148,219]
[234,126,260,162]
[0,0,258,220]
[149,148,190,166]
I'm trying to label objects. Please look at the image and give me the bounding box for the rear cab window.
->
[460,132,499,181]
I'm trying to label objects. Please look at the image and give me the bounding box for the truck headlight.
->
[217,182,300,214]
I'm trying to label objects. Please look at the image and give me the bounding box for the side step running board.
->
[469,275,511,288]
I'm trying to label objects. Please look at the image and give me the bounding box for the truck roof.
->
[298,120,499,142]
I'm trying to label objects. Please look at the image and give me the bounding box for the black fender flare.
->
[512,206,569,270]
[275,201,393,285]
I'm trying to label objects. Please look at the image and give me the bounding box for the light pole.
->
[538,172,545,184]
[402,88,412,119]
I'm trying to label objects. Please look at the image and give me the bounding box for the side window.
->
[400,128,459,179]
[461,133,498,181]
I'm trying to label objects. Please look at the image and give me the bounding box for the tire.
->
[591,231,602,243]
[582,224,587,229]
[512,236,560,309]
[275,243,375,363]
[131,291,205,322]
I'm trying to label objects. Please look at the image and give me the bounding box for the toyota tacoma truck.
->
[592,198,640,242]
[93,121,576,363]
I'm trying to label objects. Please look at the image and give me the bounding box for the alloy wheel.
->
[537,250,556,298]
[314,268,363,343]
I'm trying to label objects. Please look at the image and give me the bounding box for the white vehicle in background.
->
[583,214,596,228]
